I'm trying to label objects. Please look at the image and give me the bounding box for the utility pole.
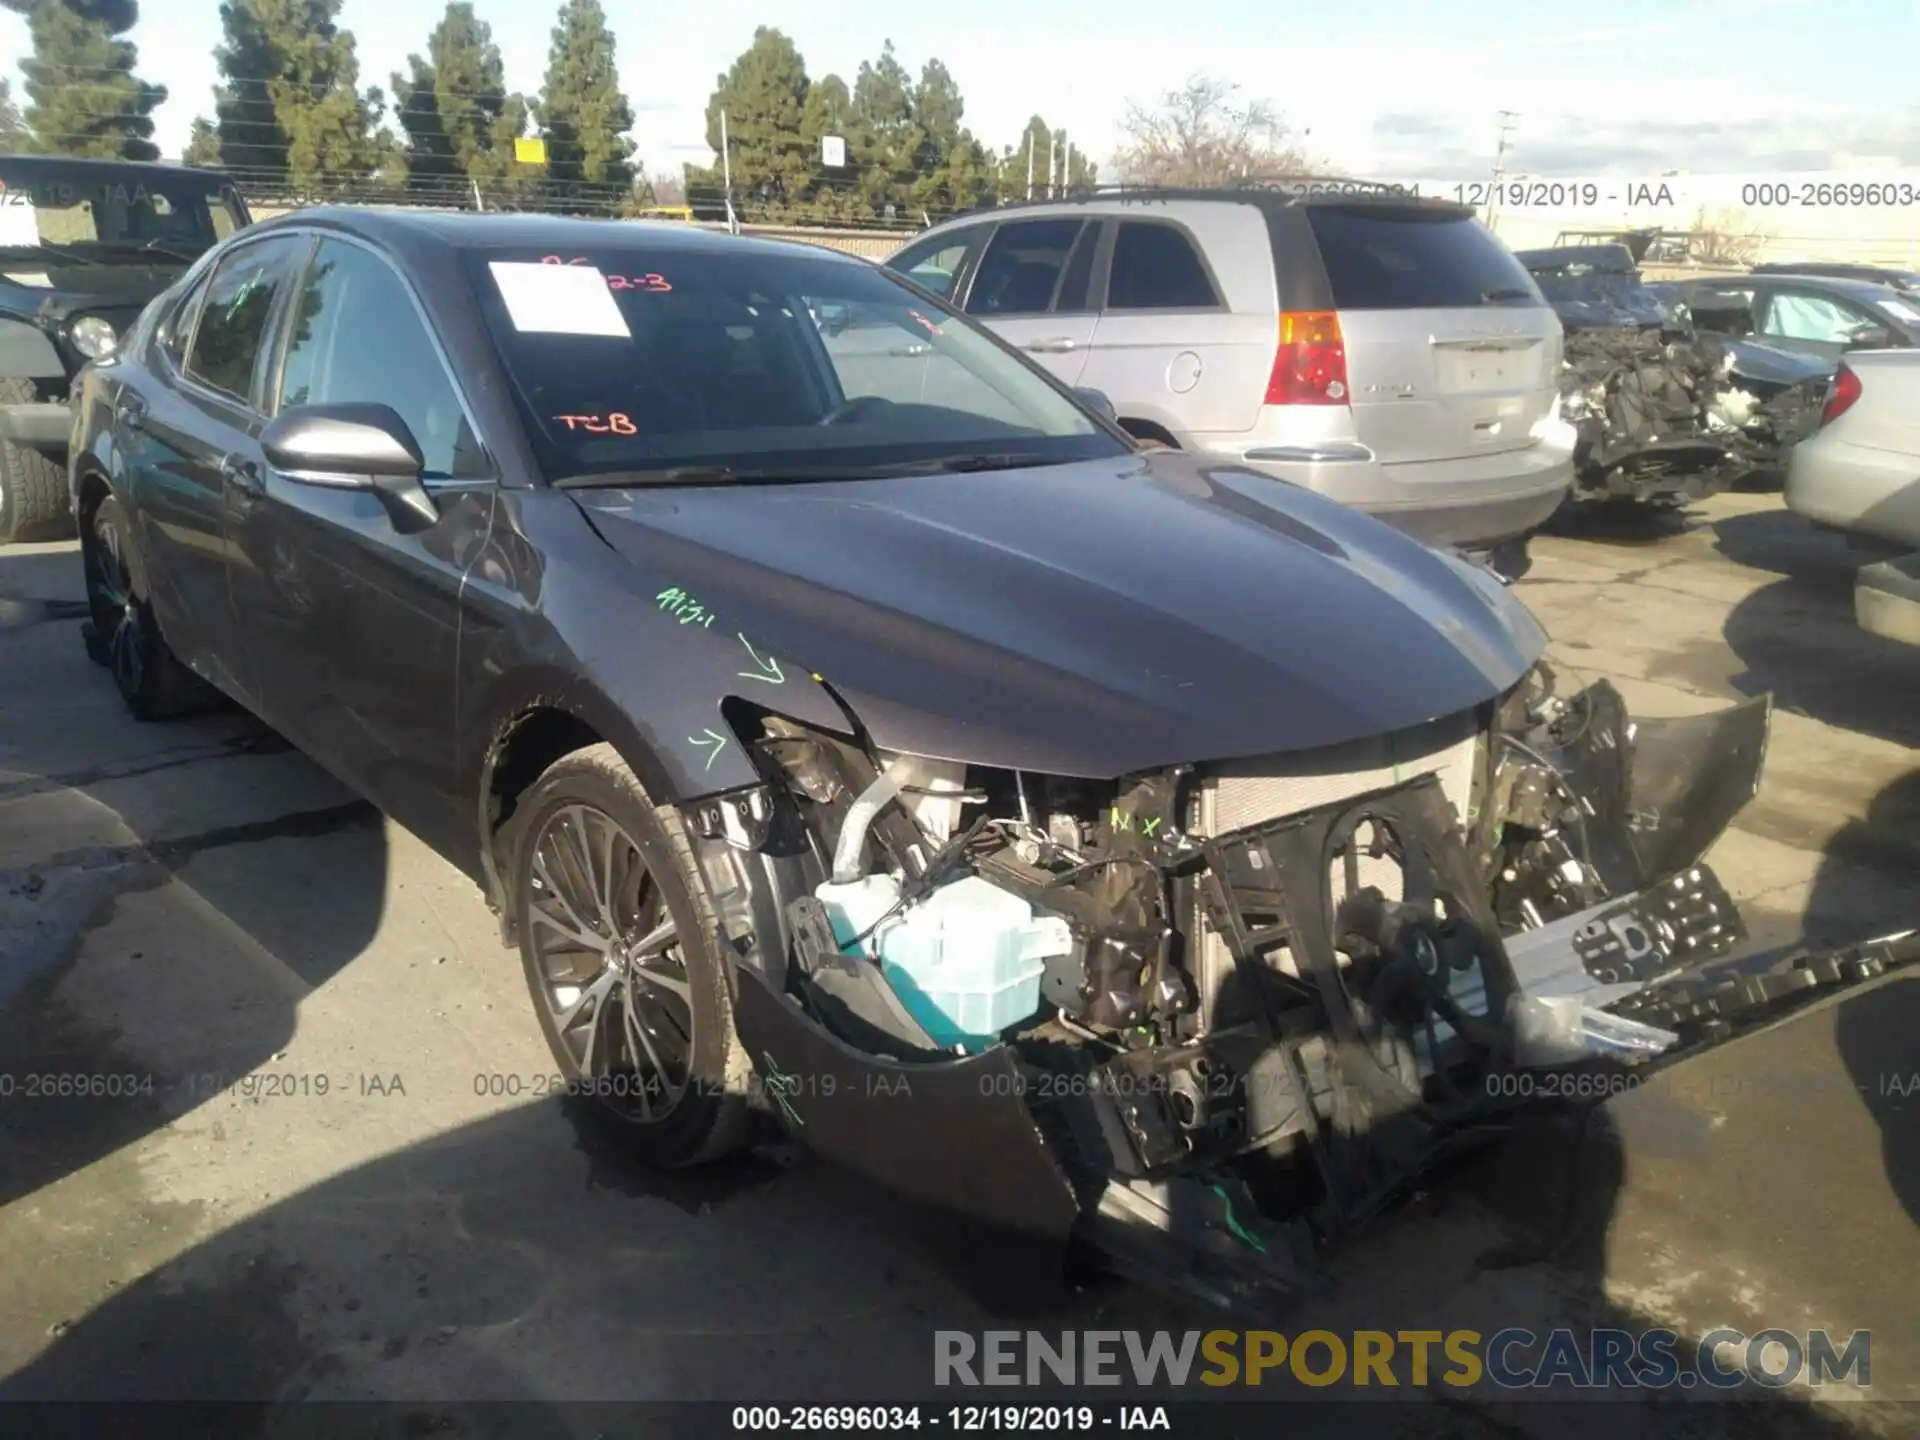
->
[720,108,739,234]
[1047,130,1057,199]
[1026,131,1035,200]
[1489,110,1518,235]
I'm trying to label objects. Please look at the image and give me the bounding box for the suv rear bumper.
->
[1202,426,1576,549]
[0,399,72,451]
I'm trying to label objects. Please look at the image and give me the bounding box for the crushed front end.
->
[1518,247,1828,505]
[1558,327,1825,504]
[665,658,1841,1312]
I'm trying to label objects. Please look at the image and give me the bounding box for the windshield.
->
[467,245,1121,482]
[0,166,244,262]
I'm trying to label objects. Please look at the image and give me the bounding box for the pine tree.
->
[183,116,222,166]
[850,40,922,220]
[0,79,25,151]
[797,73,861,223]
[391,2,530,198]
[206,0,386,191]
[909,60,992,219]
[696,27,810,219]
[5,0,166,161]
[997,115,1094,202]
[535,0,636,200]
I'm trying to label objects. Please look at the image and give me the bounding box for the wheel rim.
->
[525,803,695,1121]
[88,513,145,697]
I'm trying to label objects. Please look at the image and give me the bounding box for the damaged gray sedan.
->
[72,210,1907,1316]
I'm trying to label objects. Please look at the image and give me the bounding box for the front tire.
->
[504,744,749,1167]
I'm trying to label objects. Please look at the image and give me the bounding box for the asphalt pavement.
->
[0,492,1914,1437]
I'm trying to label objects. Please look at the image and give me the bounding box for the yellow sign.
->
[514,136,547,165]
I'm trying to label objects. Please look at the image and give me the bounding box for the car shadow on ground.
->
[1,545,1909,1435]
[1542,499,1704,548]
[1707,511,1920,750]
[1810,765,1920,1237]
[0,541,386,1210]
[6,1027,1913,1437]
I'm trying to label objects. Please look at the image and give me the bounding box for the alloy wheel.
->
[524,803,696,1120]
[87,510,146,699]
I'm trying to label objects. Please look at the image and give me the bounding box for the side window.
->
[184,236,304,404]
[967,219,1085,317]
[157,271,212,369]
[888,227,985,300]
[1107,222,1219,310]
[1055,222,1101,312]
[277,238,487,480]
[1760,291,1868,345]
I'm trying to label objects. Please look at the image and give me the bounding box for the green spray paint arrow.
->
[688,728,729,771]
[737,634,785,685]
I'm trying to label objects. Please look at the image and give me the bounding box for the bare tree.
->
[648,169,687,206]
[1687,204,1766,267]
[1113,75,1313,188]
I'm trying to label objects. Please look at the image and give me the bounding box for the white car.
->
[1784,351,1920,644]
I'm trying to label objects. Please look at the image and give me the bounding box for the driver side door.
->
[226,233,496,863]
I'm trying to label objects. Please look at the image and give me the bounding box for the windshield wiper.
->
[554,453,1061,490]
[556,465,844,490]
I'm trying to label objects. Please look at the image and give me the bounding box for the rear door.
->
[130,231,308,704]
[1080,214,1271,438]
[959,217,1100,384]
[1300,205,1562,467]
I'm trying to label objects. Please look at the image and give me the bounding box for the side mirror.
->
[260,402,439,533]
[1075,386,1118,423]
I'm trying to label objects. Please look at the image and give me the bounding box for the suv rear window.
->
[1303,207,1540,310]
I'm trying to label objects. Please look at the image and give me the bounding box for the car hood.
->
[1719,337,1834,388]
[0,261,190,322]
[1546,296,1671,331]
[573,452,1547,777]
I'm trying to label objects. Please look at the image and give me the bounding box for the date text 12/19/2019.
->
[1444,180,1677,208]
[730,1404,1173,1432]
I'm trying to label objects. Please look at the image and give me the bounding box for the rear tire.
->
[0,380,74,544]
[82,493,211,720]
[504,743,749,1167]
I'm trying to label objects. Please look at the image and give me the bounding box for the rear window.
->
[1304,207,1542,310]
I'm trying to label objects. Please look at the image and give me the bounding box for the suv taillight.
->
[1821,363,1861,426]
[1265,310,1348,405]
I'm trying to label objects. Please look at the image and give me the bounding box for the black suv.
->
[1,154,250,542]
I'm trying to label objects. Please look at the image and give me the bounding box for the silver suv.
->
[885,187,1575,556]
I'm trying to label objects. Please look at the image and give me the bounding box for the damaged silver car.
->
[1517,245,1829,505]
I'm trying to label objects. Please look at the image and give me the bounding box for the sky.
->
[4,0,1917,180]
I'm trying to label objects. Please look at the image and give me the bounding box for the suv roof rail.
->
[950,177,1449,223]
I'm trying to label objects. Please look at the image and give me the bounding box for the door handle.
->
[220,452,264,497]
[1022,338,1079,354]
